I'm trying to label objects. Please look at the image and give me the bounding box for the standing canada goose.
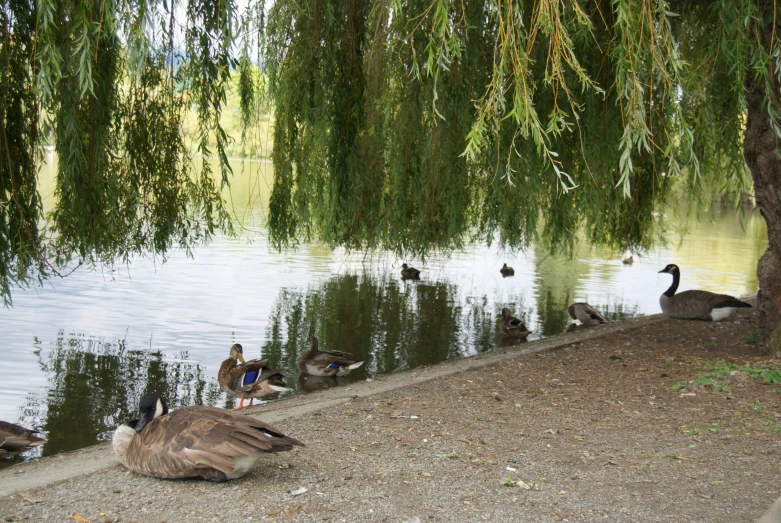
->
[112,393,304,481]
[500,308,532,339]
[568,302,608,326]
[218,344,290,410]
[658,264,751,321]
[0,421,46,458]
[400,263,421,279]
[500,263,515,277]
[299,336,364,377]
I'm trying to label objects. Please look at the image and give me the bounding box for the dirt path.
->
[1,308,779,522]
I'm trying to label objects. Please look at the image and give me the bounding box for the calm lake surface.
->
[0,156,768,464]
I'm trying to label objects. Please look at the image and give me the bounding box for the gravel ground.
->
[1,308,779,522]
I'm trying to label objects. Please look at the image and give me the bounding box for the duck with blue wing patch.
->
[298,336,364,377]
[218,343,290,410]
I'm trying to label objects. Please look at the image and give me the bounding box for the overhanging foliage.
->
[0,0,779,304]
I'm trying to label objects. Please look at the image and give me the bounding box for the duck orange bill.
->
[238,354,245,363]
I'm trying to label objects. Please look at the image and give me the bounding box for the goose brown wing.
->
[129,407,303,477]
[668,291,717,319]
[185,410,300,454]
[676,290,750,309]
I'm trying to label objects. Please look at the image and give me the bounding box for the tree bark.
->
[743,4,781,351]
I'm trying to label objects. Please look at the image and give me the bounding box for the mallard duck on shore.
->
[0,421,45,458]
[401,263,421,279]
[218,343,290,410]
[299,336,364,377]
[658,264,751,321]
[500,308,532,339]
[112,393,304,481]
[567,302,608,326]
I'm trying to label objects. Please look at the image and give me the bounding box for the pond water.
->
[0,155,768,464]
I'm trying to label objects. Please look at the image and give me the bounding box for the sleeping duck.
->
[298,336,364,377]
[567,302,608,326]
[500,308,532,339]
[0,421,45,458]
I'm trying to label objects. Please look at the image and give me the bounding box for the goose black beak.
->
[134,417,148,432]
[134,409,155,432]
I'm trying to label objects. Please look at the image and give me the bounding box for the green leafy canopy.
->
[1,0,778,303]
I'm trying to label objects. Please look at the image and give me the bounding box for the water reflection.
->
[255,272,620,386]
[261,274,484,378]
[3,334,222,467]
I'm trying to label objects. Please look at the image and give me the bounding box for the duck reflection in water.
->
[298,374,350,393]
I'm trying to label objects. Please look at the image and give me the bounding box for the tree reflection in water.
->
[16,333,220,459]
[259,273,532,380]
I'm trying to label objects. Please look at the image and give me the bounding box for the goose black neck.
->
[663,269,680,297]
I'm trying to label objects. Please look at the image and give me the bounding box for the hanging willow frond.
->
[0,0,779,305]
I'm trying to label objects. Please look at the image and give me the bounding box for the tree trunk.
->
[743,5,781,351]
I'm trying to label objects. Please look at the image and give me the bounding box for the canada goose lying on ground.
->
[299,336,364,377]
[112,393,304,481]
[400,263,421,279]
[0,421,46,458]
[658,264,751,321]
[500,263,515,277]
[568,302,608,326]
[218,343,290,410]
[500,308,532,339]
